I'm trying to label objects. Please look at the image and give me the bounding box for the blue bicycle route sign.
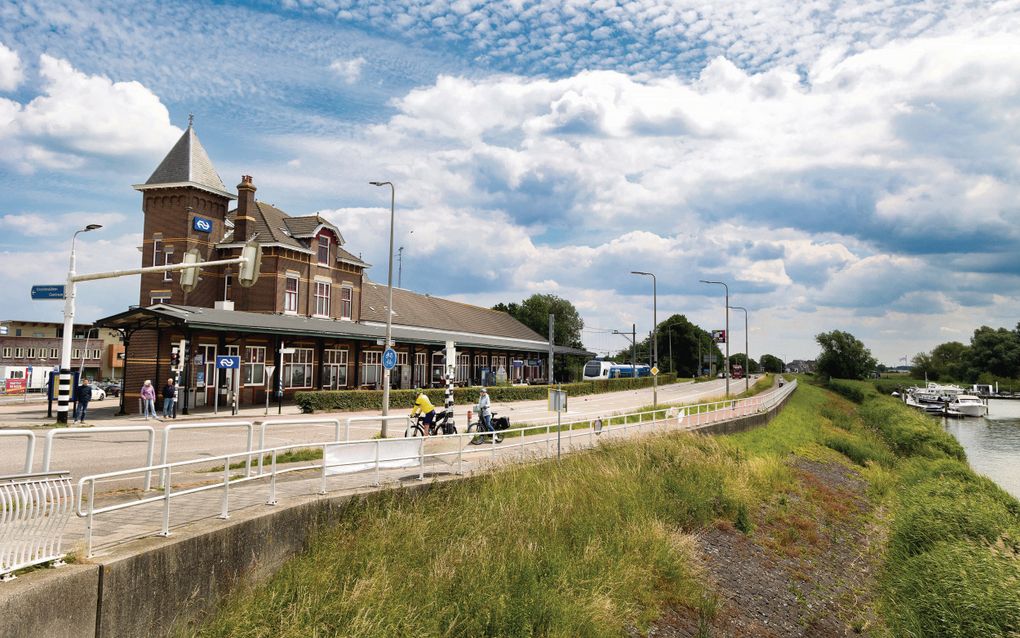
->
[382,348,397,370]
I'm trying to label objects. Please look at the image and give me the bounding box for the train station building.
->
[98,124,585,414]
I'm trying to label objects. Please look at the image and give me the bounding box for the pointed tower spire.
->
[132,120,234,200]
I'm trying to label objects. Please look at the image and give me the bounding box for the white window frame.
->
[323,348,348,389]
[283,347,313,389]
[284,276,299,314]
[2,347,10,359]
[162,250,173,281]
[431,351,445,385]
[456,353,470,383]
[415,352,427,386]
[152,237,163,268]
[361,351,382,387]
[27,348,35,359]
[317,235,330,265]
[243,346,267,386]
[314,281,331,318]
[14,347,23,358]
[340,285,353,320]
[50,348,59,359]
[151,292,171,305]
[71,348,80,359]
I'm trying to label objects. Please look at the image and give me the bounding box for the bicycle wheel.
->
[405,423,424,437]
[467,422,483,445]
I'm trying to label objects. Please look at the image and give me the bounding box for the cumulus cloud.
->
[0,54,182,172]
[0,41,23,91]
[330,57,366,84]
[0,212,127,237]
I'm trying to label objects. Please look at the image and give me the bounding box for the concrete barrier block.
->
[0,564,99,638]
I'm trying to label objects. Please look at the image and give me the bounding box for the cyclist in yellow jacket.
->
[411,388,436,434]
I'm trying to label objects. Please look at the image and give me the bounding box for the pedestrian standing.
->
[141,379,157,419]
[162,378,176,418]
[74,378,93,425]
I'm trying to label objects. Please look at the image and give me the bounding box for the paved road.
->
[0,377,759,481]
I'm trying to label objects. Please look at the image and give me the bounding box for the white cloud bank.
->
[0,41,23,91]
[0,51,181,172]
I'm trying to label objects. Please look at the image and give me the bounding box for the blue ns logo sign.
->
[192,217,213,233]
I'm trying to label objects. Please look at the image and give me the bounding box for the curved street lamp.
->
[57,224,103,423]
[369,181,396,430]
[730,305,750,393]
[699,279,729,397]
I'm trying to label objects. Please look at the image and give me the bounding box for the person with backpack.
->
[162,378,177,418]
[73,378,93,425]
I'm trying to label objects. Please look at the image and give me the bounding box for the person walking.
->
[141,379,157,420]
[162,378,176,419]
[73,377,93,426]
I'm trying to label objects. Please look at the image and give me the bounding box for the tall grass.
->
[186,433,781,638]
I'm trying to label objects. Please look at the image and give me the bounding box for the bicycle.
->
[405,409,457,437]
[467,411,508,445]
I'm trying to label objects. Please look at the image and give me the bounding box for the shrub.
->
[295,375,677,413]
[827,379,866,403]
[858,399,965,460]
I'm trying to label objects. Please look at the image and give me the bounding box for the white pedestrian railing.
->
[0,431,36,475]
[42,426,156,491]
[159,421,255,487]
[342,415,411,441]
[72,380,796,556]
[1,472,74,581]
[257,418,343,474]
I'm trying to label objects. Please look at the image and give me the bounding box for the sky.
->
[1,0,1018,365]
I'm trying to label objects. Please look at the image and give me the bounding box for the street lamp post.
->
[731,305,749,393]
[58,224,103,423]
[631,271,657,408]
[369,181,396,428]
[700,279,729,397]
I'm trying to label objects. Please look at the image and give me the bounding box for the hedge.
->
[294,374,678,413]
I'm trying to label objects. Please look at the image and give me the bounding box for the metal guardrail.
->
[342,415,411,441]
[159,421,255,487]
[72,381,797,556]
[42,427,156,492]
[256,418,342,474]
[0,431,35,475]
[1,471,74,581]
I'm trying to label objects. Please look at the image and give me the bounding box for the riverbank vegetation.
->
[186,379,1019,638]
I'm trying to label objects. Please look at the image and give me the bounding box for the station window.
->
[2,347,10,359]
[50,348,58,359]
[362,351,381,387]
[283,348,313,388]
[27,348,36,358]
[317,235,330,265]
[151,292,171,305]
[314,281,331,317]
[323,348,348,389]
[284,276,299,313]
[243,346,266,386]
[340,285,353,320]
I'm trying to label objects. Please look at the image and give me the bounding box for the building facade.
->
[0,321,122,389]
[99,124,578,414]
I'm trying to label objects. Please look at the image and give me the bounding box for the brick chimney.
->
[235,175,256,242]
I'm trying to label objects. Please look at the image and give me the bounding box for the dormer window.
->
[317,235,330,265]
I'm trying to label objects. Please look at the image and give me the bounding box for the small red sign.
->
[5,378,27,394]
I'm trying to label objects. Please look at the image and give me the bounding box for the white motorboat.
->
[948,394,987,417]
[907,382,964,405]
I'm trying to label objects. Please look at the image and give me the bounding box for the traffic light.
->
[170,349,180,369]
[238,242,262,287]
[179,249,201,292]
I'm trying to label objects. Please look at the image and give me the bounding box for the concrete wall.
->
[0,564,99,638]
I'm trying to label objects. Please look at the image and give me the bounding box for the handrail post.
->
[319,444,327,495]
[159,467,171,537]
[257,422,266,475]
[344,418,351,442]
[373,441,380,487]
[419,439,425,481]
[219,455,230,520]
[457,436,463,475]
[267,450,278,505]
[85,479,96,557]
[245,424,254,477]
[143,430,154,491]
[545,423,550,458]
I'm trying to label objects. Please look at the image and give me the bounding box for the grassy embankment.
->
[185,378,1019,638]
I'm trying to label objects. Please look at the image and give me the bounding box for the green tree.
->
[619,315,722,377]
[729,353,759,373]
[493,295,584,348]
[759,354,784,373]
[930,341,969,380]
[815,330,877,380]
[910,352,939,381]
[964,326,1020,381]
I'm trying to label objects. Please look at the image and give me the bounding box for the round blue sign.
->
[382,348,397,370]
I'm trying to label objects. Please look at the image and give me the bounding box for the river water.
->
[941,399,1020,499]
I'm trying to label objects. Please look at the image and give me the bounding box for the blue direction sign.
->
[382,347,397,370]
[31,285,66,300]
[215,355,241,369]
